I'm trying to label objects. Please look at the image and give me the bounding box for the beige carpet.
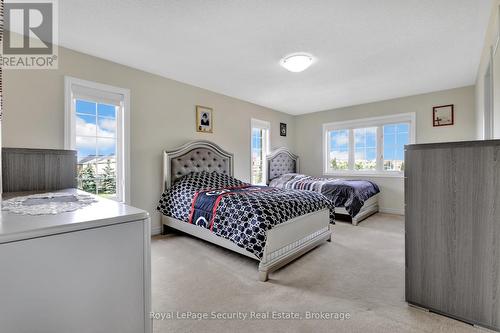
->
[151,214,479,333]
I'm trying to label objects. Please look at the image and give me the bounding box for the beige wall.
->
[476,0,500,139]
[3,46,295,233]
[2,44,479,224]
[294,86,476,214]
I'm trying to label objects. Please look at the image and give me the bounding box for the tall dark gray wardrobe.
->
[405,140,500,331]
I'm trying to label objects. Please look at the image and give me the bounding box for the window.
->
[323,113,415,176]
[354,127,377,170]
[251,119,270,185]
[65,77,130,203]
[329,130,349,170]
[383,123,409,171]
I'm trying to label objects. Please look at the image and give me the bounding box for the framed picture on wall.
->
[280,123,287,136]
[196,105,213,133]
[433,104,454,127]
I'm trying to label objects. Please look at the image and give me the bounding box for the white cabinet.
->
[0,191,151,333]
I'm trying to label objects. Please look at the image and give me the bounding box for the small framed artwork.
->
[280,123,287,136]
[196,105,213,133]
[433,104,454,127]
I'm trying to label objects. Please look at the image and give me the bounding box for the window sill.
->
[323,172,404,179]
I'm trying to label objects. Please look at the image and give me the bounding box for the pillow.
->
[269,173,302,187]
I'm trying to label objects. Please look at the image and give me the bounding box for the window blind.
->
[71,84,124,107]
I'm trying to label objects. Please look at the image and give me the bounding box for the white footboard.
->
[258,209,331,281]
[336,194,379,226]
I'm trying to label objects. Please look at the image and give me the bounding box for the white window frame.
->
[250,118,271,185]
[323,113,416,178]
[495,4,500,57]
[484,48,494,140]
[64,76,130,203]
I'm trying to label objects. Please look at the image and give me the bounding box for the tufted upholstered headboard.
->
[266,147,299,184]
[163,140,234,190]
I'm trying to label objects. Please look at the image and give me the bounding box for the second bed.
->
[266,148,380,225]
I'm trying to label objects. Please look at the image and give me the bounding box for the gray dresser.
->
[2,148,77,192]
[405,140,500,331]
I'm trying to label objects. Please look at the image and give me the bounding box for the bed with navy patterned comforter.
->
[157,171,334,259]
[269,173,380,217]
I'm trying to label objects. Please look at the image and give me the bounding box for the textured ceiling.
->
[58,0,493,115]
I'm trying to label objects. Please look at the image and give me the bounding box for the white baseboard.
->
[379,207,405,215]
[151,225,162,236]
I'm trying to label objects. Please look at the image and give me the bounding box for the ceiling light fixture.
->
[280,53,314,72]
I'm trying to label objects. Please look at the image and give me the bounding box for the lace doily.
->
[2,192,97,215]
